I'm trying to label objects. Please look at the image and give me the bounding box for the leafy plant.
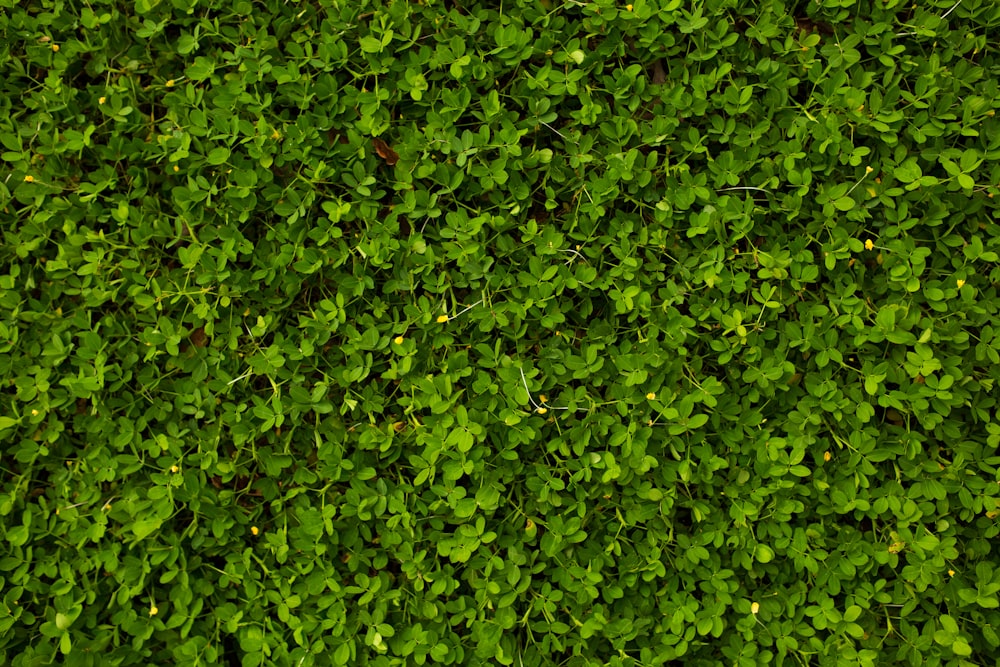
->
[2,0,1000,665]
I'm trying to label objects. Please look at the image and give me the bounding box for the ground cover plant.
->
[2,0,1000,664]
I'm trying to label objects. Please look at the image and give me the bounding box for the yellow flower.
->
[170,465,179,473]
[625,3,633,10]
[646,392,656,400]
[165,79,175,87]
[149,606,158,616]
[23,175,34,183]
[436,315,449,323]
[98,96,106,105]
[393,336,404,345]
[865,166,873,174]
[173,165,179,172]
[948,569,955,577]
[539,394,547,404]
[956,279,966,288]
[864,239,874,251]
[536,407,548,415]
[251,526,259,536]
[823,451,831,462]
[751,602,760,615]
[52,44,60,52]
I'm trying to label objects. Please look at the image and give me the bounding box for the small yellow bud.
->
[956,279,965,288]
[865,166,873,174]
[436,315,449,323]
[251,526,259,536]
[393,336,404,345]
[536,407,548,415]
[98,96,106,105]
[52,44,60,52]
[646,392,656,400]
[751,602,760,615]
[31,409,39,416]
[948,569,955,577]
[539,395,547,404]
[165,79,175,87]
[23,175,34,183]
[173,165,179,172]
[625,3,633,10]
[824,451,832,462]
[149,606,158,616]
[170,465,179,473]
[864,239,874,251]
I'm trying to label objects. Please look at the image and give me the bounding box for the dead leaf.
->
[651,59,667,85]
[372,138,399,166]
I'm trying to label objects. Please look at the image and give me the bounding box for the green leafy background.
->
[2,0,1000,665]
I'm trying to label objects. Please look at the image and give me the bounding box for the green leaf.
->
[833,196,856,211]
[360,36,383,53]
[756,544,774,563]
[333,642,352,665]
[206,147,230,165]
[132,517,163,540]
[952,639,972,656]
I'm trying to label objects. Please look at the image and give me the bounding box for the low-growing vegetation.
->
[2,0,1000,665]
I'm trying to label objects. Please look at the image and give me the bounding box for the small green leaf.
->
[360,36,383,53]
[833,196,856,211]
[206,147,230,165]
[132,517,163,540]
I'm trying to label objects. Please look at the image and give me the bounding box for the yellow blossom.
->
[536,407,548,415]
[393,336,404,345]
[23,175,34,183]
[864,239,874,251]
[956,279,965,288]
[170,465,179,473]
[251,526,259,536]
[98,96,106,105]
[824,451,831,462]
[625,3,633,9]
[52,44,60,52]
[165,79,175,87]
[751,602,760,615]
[646,392,656,400]
[539,394,547,404]
[865,166,873,174]
[948,569,955,577]
[149,606,158,616]
[436,315,449,323]
[173,165,179,172]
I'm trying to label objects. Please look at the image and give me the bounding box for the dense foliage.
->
[2,0,1000,665]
